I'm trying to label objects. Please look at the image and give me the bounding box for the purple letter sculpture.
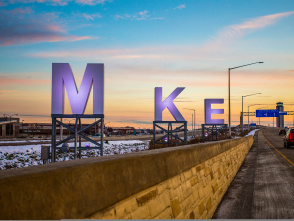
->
[155,87,185,121]
[204,99,224,124]
[52,63,104,115]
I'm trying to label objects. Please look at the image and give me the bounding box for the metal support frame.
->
[202,124,228,141]
[241,111,294,128]
[153,121,187,148]
[241,112,256,116]
[51,114,104,162]
[241,111,255,130]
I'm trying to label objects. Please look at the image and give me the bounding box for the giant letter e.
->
[205,99,224,124]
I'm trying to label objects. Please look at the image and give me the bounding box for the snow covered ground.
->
[0,140,149,170]
[0,139,51,144]
[246,129,259,137]
[0,140,30,143]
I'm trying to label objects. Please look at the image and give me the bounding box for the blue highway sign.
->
[256,109,279,117]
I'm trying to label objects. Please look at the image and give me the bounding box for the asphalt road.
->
[262,127,294,164]
[213,128,294,219]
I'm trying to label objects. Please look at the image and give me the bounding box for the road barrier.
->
[0,136,253,219]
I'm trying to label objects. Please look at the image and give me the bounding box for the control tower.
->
[276,102,284,128]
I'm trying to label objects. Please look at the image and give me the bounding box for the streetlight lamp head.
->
[259,62,264,64]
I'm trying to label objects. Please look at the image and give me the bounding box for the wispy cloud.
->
[28,11,294,64]
[174,4,186,10]
[2,0,109,6]
[0,76,50,85]
[28,46,216,61]
[75,0,108,5]
[202,11,294,52]
[0,8,93,46]
[0,90,12,94]
[0,2,8,6]
[18,114,51,117]
[2,6,34,14]
[114,10,165,21]
[3,0,70,6]
[73,12,102,20]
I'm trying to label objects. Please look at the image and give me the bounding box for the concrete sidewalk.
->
[213,129,294,219]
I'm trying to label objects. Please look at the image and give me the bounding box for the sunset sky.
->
[1,0,294,129]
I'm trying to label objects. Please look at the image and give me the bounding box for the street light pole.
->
[191,113,193,136]
[228,68,231,137]
[228,62,263,137]
[194,111,195,137]
[183,108,196,137]
[247,104,261,130]
[248,106,250,128]
[242,93,262,135]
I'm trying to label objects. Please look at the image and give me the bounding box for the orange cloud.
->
[0,90,12,94]
[0,77,50,85]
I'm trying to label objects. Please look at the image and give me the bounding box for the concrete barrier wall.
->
[0,136,253,220]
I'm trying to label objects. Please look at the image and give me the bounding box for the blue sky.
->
[1,0,294,128]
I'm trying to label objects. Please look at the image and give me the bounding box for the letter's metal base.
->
[153,121,187,148]
[51,114,104,162]
[201,124,228,141]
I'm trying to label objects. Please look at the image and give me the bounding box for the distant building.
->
[0,117,20,138]
[276,102,284,128]
[112,126,135,135]
[21,123,101,136]
[0,121,143,138]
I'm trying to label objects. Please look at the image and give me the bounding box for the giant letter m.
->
[52,63,104,115]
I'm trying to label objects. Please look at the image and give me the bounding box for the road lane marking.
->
[261,131,294,167]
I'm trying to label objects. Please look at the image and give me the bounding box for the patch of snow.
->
[0,140,51,144]
[246,129,259,137]
[0,140,149,171]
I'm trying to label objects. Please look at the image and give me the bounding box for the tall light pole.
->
[183,108,196,137]
[242,93,262,135]
[228,62,263,137]
[247,104,261,130]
